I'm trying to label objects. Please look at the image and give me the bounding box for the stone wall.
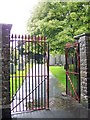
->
[74,33,90,108]
[0,24,2,120]
[0,24,12,119]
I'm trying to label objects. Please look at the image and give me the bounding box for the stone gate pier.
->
[74,33,90,109]
[0,24,12,119]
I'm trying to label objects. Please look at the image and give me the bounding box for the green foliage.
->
[27,2,90,54]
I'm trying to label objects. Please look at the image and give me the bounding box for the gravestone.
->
[10,63,16,74]
[18,62,25,71]
[49,55,55,65]
[61,55,65,65]
[55,55,61,65]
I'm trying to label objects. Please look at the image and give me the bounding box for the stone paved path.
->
[12,68,89,119]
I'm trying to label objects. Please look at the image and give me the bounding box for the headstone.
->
[61,55,65,65]
[10,63,15,74]
[18,62,25,71]
[56,55,60,65]
[49,55,55,65]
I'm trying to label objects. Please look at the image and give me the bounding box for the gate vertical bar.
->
[44,37,46,108]
[32,36,34,109]
[77,43,80,102]
[47,41,49,109]
[21,35,24,111]
[15,34,17,112]
[10,34,14,111]
[44,38,46,108]
[35,36,37,109]
[19,34,21,112]
[18,35,20,112]
[28,35,31,110]
[11,34,14,112]
[20,35,24,111]
[40,37,43,109]
[25,35,27,110]
[37,36,40,109]
[65,47,68,95]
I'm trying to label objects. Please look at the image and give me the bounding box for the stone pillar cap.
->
[0,23,12,29]
[74,33,90,40]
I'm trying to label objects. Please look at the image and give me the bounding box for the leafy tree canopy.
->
[27,2,90,54]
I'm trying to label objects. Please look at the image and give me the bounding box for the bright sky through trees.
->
[0,0,89,34]
[0,0,39,34]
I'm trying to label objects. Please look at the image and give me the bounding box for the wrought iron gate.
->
[65,42,80,102]
[10,34,49,114]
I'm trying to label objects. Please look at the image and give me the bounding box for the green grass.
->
[49,66,66,90]
[49,65,78,96]
[10,63,31,100]
[67,72,78,97]
[67,64,79,97]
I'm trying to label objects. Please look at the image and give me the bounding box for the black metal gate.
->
[65,42,80,102]
[10,34,49,114]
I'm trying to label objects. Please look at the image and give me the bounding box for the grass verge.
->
[49,66,66,90]
[10,63,31,100]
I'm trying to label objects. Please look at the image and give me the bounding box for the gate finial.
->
[11,34,13,39]
[25,34,27,40]
[28,35,30,40]
[21,35,24,39]
[15,34,17,39]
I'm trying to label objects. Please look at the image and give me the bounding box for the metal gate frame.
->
[10,34,49,114]
[65,42,80,102]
